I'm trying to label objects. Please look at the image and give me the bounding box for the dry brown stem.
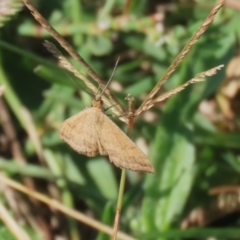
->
[0,174,137,240]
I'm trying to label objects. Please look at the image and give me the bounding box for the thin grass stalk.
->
[112,169,127,240]
[112,124,135,239]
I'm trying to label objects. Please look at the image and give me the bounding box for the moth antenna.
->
[65,71,95,97]
[96,57,120,100]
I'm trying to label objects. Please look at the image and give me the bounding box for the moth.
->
[60,93,154,173]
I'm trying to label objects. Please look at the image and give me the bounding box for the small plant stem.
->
[112,125,133,239]
[112,169,127,240]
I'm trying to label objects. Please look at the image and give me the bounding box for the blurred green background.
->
[1,0,240,239]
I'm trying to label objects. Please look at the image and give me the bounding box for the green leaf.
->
[86,158,118,200]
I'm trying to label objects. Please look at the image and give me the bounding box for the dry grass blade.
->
[139,64,224,113]
[43,41,125,118]
[21,0,103,85]
[0,174,137,240]
[209,185,240,195]
[181,191,240,229]
[137,0,225,115]
[43,41,97,94]
[0,201,31,240]
[0,85,5,96]
[22,0,125,119]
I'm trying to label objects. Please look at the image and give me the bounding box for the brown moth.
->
[60,94,154,173]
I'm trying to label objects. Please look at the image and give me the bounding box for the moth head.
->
[92,93,103,108]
